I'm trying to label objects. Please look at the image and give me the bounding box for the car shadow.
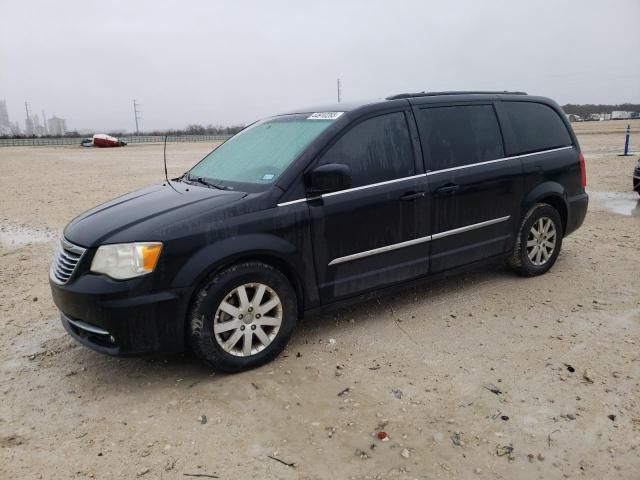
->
[57,262,518,392]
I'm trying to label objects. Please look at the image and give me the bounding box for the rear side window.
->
[502,101,572,155]
[415,105,504,171]
[318,112,415,187]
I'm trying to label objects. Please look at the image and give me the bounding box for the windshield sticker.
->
[307,112,344,120]
[262,173,275,181]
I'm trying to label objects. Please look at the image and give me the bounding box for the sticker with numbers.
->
[307,112,344,120]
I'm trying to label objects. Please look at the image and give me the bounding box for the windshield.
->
[188,113,341,191]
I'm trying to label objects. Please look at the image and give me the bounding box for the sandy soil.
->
[0,121,638,480]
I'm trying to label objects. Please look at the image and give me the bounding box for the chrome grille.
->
[51,239,86,284]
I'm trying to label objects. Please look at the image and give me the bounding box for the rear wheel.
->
[188,262,297,372]
[508,203,563,277]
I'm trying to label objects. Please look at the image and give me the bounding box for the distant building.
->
[48,116,67,136]
[31,114,46,136]
[0,99,10,135]
[24,116,34,135]
[611,111,632,120]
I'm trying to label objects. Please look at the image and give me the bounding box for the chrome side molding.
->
[430,216,511,240]
[426,146,573,176]
[328,234,432,266]
[328,215,511,266]
[276,146,574,207]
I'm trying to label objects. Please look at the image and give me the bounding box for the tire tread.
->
[508,203,562,277]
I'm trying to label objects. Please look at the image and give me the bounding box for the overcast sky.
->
[1,0,639,132]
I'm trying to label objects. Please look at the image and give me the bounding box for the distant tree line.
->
[145,124,245,136]
[0,131,87,139]
[0,124,245,139]
[562,103,640,117]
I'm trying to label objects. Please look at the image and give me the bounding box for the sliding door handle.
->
[434,184,460,196]
[400,191,426,201]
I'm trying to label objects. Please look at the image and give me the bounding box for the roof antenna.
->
[164,135,181,194]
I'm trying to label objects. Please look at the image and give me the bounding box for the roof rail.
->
[386,91,528,100]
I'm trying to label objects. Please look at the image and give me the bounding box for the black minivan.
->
[50,91,588,371]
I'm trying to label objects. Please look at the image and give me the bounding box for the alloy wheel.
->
[526,217,557,266]
[213,283,283,357]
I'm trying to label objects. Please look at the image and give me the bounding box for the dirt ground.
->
[0,120,639,480]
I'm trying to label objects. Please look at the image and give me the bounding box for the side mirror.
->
[307,163,352,195]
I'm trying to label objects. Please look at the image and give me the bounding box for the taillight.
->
[578,152,586,188]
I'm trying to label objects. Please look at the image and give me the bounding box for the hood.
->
[64,182,247,247]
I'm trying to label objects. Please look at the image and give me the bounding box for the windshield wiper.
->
[186,175,231,190]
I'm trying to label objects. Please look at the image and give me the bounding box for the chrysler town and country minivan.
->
[50,91,588,371]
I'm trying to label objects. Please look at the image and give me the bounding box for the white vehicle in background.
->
[612,111,633,120]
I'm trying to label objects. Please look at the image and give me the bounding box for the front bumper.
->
[50,274,189,356]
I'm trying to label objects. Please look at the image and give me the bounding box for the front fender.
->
[170,234,319,319]
[172,234,301,288]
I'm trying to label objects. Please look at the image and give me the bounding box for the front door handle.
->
[435,183,460,196]
[400,191,426,201]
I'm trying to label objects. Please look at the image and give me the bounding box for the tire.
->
[188,262,297,372]
[507,203,563,277]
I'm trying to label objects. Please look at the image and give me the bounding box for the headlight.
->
[90,242,162,280]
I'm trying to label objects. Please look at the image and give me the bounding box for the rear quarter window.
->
[503,101,572,155]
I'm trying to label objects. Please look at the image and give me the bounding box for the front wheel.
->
[508,203,563,277]
[188,262,297,372]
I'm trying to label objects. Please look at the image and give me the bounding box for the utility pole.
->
[337,78,342,103]
[133,99,141,135]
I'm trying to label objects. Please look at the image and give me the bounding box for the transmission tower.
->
[337,78,342,103]
[133,99,142,135]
